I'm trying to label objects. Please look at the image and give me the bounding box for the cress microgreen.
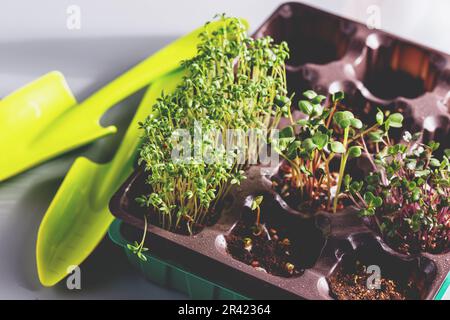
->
[126,215,149,261]
[136,15,290,235]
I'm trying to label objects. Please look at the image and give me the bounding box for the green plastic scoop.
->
[37,71,184,286]
[36,18,249,287]
[0,20,233,182]
[0,72,77,180]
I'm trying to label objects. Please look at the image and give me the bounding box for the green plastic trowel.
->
[36,18,250,287]
[0,19,242,182]
[37,71,184,287]
[0,72,77,178]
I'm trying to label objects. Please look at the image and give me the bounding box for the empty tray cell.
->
[356,34,446,100]
[257,3,356,66]
[329,80,383,119]
[330,81,421,151]
[286,66,320,106]
[326,234,437,300]
[223,193,329,278]
[423,115,450,158]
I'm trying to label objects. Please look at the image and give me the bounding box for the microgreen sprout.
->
[137,15,290,234]
[126,215,149,261]
[251,195,264,236]
[275,90,402,213]
[345,133,450,254]
[285,262,295,273]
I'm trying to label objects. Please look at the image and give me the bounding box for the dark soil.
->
[225,220,304,277]
[328,261,419,300]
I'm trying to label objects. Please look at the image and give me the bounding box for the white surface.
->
[1,0,449,51]
[0,0,449,299]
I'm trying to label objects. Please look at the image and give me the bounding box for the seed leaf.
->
[303,90,317,100]
[330,141,345,154]
[348,146,362,158]
[298,100,313,115]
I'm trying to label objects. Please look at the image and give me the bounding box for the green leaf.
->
[347,146,362,158]
[330,141,345,154]
[311,104,324,117]
[276,137,295,153]
[373,197,383,208]
[299,165,312,176]
[350,181,363,193]
[333,111,354,122]
[350,118,363,129]
[359,208,375,217]
[332,91,345,102]
[275,95,291,108]
[387,113,403,128]
[368,130,383,143]
[135,196,147,207]
[412,188,421,201]
[311,95,327,105]
[445,149,450,158]
[312,132,329,149]
[339,118,351,129]
[430,158,441,167]
[303,90,317,100]
[415,169,430,178]
[333,111,354,129]
[428,141,440,152]
[364,191,375,204]
[296,119,309,126]
[302,138,317,152]
[343,174,352,189]
[376,110,384,125]
[127,244,137,251]
[252,196,264,210]
[280,126,294,138]
[137,252,147,262]
[286,140,302,159]
[298,100,313,115]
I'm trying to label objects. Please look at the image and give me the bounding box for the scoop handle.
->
[37,19,249,154]
[73,18,248,121]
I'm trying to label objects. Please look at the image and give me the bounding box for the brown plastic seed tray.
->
[109,2,450,300]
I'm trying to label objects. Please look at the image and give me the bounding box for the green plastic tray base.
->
[108,219,248,300]
[435,274,450,300]
[108,219,449,300]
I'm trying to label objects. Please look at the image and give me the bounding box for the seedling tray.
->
[109,2,450,300]
[108,219,247,300]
